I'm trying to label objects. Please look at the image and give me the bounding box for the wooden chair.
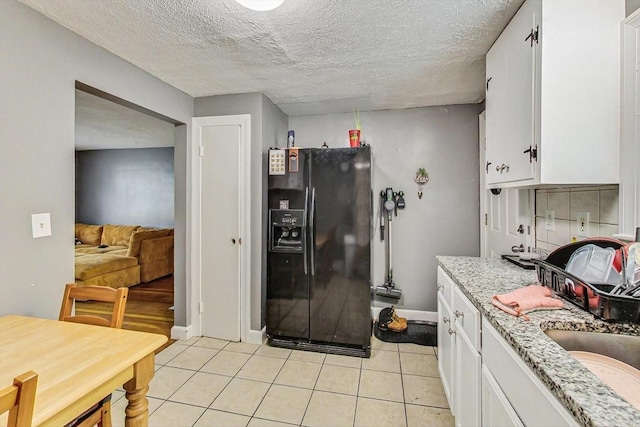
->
[0,371,38,427]
[59,284,128,427]
[59,283,128,329]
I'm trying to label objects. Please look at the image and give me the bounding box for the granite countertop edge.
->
[436,256,640,427]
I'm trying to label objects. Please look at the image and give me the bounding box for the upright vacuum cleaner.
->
[376,188,405,299]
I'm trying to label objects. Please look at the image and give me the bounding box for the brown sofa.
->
[74,223,174,288]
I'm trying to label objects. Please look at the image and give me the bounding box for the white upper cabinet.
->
[618,11,640,238]
[485,0,624,187]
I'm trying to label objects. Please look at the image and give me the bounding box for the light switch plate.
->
[31,213,51,238]
[545,210,555,231]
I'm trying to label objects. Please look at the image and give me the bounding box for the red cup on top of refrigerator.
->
[349,129,360,147]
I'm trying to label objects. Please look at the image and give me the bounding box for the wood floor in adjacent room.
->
[75,276,175,352]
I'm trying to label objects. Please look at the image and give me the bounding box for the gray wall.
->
[260,95,289,326]
[290,105,481,312]
[627,0,640,16]
[194,93,288,330]
[75,148,175,228]
[0,0,193,320]
[173,125,188,326]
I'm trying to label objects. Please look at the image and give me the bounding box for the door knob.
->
[231,238,236,244]
[511,244,525,253]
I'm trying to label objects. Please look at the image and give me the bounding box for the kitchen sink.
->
[544,329,640,369]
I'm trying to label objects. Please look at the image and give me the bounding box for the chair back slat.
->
[59,283,128,329]
[0,371,38,427]
[63,315,112,328]
[0,387,18,414]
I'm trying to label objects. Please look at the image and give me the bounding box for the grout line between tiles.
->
[151,340,453,426]
[399,351,409,427]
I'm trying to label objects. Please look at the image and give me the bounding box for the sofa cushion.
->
[127,229,171,257]
[101,224,140,246]
[75,223,103,246]
[75,253,138,281]
[75,245,128,255]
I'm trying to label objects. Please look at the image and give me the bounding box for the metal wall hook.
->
[414,168,429,199]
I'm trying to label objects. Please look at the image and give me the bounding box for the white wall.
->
[0,0,193,320]
[290,105,481,312]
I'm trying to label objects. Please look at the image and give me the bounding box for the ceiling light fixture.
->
[235,0,284,11]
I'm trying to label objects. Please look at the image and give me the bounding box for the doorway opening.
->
[74,82,183,345]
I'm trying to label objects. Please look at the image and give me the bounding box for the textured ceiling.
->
[21,0,523,116]
[75,90,175,150]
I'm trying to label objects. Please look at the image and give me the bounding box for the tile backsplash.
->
[535,185,619,251]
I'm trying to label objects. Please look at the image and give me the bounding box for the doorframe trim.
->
[189,114,251,342]
[479,110,487,257]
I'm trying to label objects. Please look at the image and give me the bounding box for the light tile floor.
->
[111,336,454,427]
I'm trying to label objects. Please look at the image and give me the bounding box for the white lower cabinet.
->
[437,267,578,427]
[453,286,481,427]
[482,319,578,427]
[437,266,482,426]
[455,328,481,427]
[482,365,524,427]
[437,293,455,413]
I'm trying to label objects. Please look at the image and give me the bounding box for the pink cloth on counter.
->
[491,285,563,320]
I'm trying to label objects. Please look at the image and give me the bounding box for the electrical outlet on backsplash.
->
[534,185,619,252]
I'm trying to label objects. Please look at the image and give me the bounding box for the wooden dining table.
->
[0,315,167,426]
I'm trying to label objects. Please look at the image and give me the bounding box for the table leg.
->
[123,352,155,427]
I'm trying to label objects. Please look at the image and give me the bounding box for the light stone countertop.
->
[436,256,640,427]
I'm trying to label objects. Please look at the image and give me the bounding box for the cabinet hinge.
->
[523,145,538,163]
[525,26,539,47]
[485,213,488,226]
[199,145,204,157]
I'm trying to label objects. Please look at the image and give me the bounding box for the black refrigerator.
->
[266,146,372,357]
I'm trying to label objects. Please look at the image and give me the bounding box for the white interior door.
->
[485,188,529,258]
[480,111,530,258]
[200,124,241,341]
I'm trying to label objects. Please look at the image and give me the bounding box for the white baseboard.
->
[171,324,265,344]
[371,306,437,323]
[173,312,433,344]
[170,324,195,340]
[245,327,266,345]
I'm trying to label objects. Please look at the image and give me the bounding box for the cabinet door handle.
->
[437,284,444,291]
[485,161,492,173]
[443,316,450,324]
[486,77,492,91]
[454,310,464,318]
[496,164,510,174]
[448,328,456,336]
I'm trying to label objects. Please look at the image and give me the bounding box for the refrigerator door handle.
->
[310,187,316,276]
[303,187,309,275]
